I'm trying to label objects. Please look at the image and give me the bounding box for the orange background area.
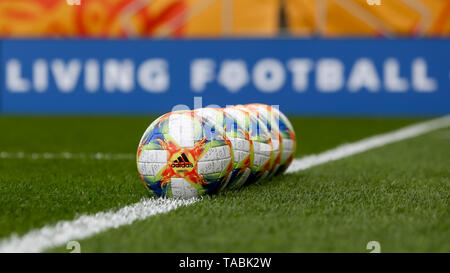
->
[0,0,448,37]
[286,0,450,37]
[0,0,279,37]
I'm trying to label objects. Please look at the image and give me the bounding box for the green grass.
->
[51,127,450,252]
[2,116,447,252]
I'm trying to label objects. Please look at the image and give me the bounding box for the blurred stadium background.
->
[0,0,449,253]
[1,0,450,37]
[0,0,448,115]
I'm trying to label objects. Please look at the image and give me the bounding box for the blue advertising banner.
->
[1,38,449,115]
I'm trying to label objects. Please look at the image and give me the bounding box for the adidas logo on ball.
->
[171,153,193,168]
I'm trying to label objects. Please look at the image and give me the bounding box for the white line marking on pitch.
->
[0,115,449,253]
[286,115,450,173]
[0,152,135,160]
[0,198,198,253]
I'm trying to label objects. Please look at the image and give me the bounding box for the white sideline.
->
[285,115,450,173]
[0,115,449,253]
[0,198,198,253]
[0,152,135,160]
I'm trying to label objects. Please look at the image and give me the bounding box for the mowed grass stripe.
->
[0,116,419,157]
[0,151,134,160]
[1,116,448,253]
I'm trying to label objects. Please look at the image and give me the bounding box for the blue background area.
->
[0,38,449,115]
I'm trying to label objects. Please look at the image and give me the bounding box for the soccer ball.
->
[137,110,233,198]
[195,107,253,190]
[247,103,296,175]
[243,104,282,177]
[226,105,273,185]
[136,104,295,198]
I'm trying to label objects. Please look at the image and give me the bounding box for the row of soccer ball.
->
[136,103,296,199]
